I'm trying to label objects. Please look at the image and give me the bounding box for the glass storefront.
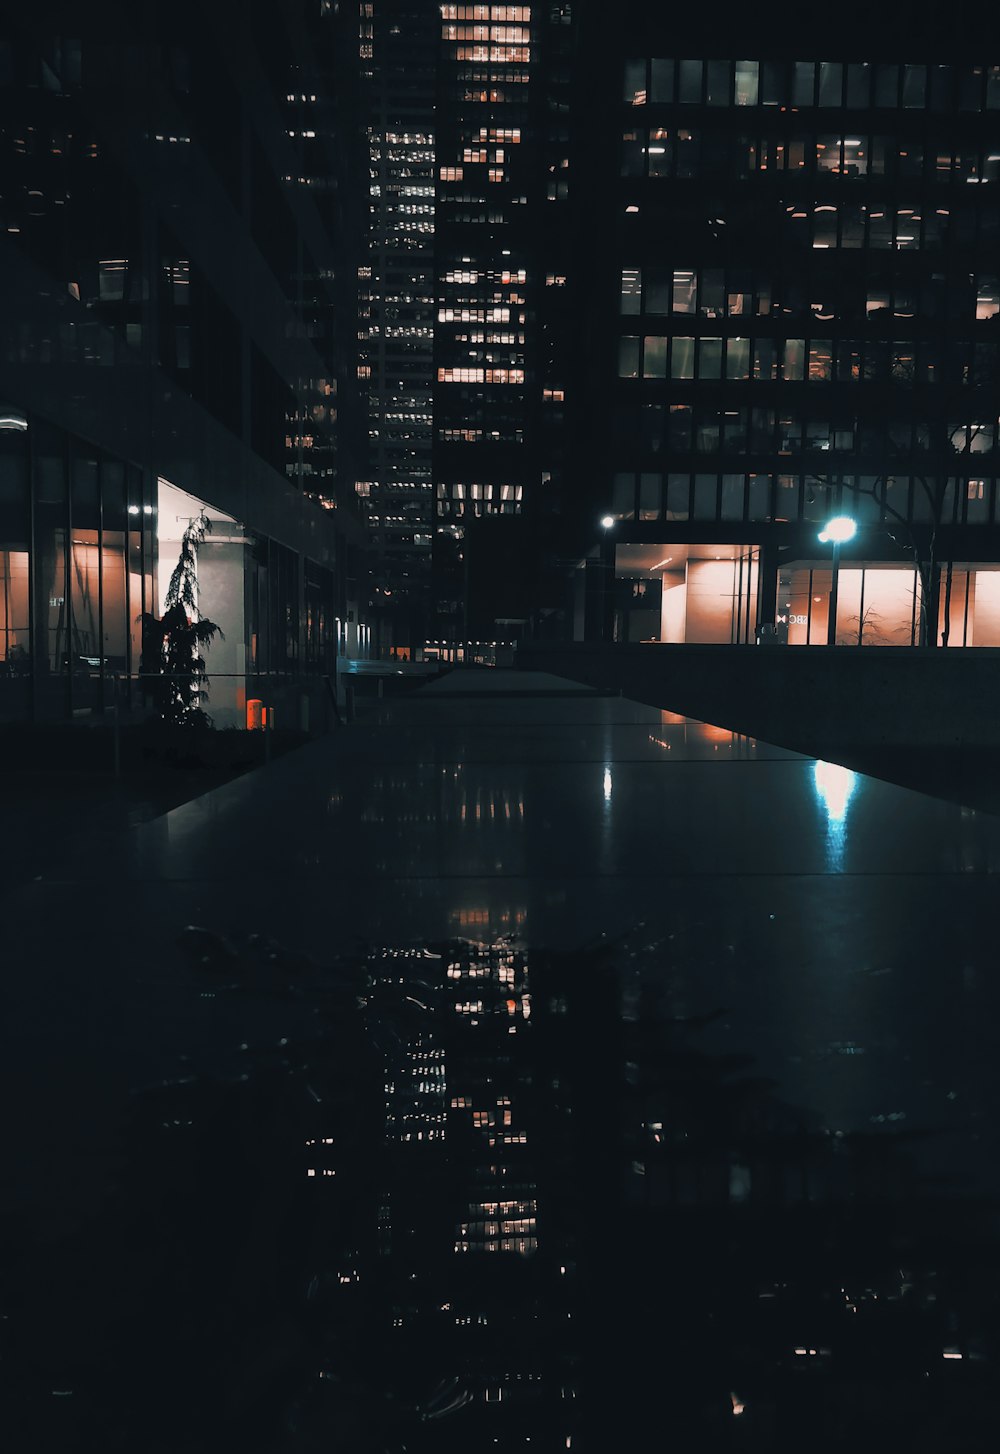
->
[0,407,156,721]
[934,566,1000,647]
[0,406,342,723]
[614,544,759,644]
[780,564,922,646]
[614,545,1000,647]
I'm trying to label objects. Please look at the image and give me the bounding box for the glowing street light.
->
[818,515,857,645]
[600,514,615,530]
[818,515,857,544]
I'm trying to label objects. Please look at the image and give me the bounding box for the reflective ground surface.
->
[5,673,999,1449]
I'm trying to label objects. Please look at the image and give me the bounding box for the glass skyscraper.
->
[357,0,438,653]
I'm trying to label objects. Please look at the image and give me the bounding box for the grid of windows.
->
[613,396,998,463]
[612,52,1000,548]
[618,334,998,385]
[434,2,538,605]
[619,266,1000,321]
[608,470,1000,527]
[623,59,1000,112]
[622,128,1000,193]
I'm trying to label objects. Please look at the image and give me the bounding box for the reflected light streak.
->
[603,767,613,801]
[813,760,857,823]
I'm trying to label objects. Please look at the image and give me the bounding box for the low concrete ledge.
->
[514,643,1000,755]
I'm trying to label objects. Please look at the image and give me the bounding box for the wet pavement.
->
[5,671,1000,1449]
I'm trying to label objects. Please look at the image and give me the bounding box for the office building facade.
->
[572,3,1000,647]
[0,0,369,725]
[432,1,577,641]
[357,0,438,652]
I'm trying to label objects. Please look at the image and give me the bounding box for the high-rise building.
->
[571,2,1000,649]
[0,0,370,726]
[355,2,584,649]
[357,0,438,652]
[431,2,579,642]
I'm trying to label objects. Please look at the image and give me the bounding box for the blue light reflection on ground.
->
[813,760,858,868]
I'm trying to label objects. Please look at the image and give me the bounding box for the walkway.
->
[8,671,1000,1225]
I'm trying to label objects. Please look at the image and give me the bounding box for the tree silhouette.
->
[140,513,223,727]
[808,421,991,648]
[839,603,910,647]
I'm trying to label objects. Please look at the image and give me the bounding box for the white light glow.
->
[818,515,857,544]
[603,768,612,801]
[814,761,857,824]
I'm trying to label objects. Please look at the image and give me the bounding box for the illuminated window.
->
[647,127,671,177]
[671,337,695,380]
[438,367,484,382]
[989,66,1000,108]
[624,58,646,105]
[753,339,777,381]
[98,259,127,303]
[620,267,641,315]
[699,269,724,318]
[643,336,667,378]
[782,339,805,381]
[672,269,696,314]
[735,60,758,105]
[816,136,841,174]
[726,337,750,379]
[977,278,1000,318]
[808,343,833,381]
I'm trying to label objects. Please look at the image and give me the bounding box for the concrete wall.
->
[196,540,247,729]
[515,641,1000,752]
[685,559,739,643]
[973,571,1000,646]
[158,480,245,729]
[661,573,686,642]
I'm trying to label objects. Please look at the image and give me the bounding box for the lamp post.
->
[817,515,857,646]
[599,515,615,643]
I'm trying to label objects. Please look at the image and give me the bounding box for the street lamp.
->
[599,515,615,642]
[817,515,857,646]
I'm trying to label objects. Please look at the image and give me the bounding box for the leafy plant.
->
[140,513,223,727]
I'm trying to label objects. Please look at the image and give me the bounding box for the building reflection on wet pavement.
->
[5,674,999,1450]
